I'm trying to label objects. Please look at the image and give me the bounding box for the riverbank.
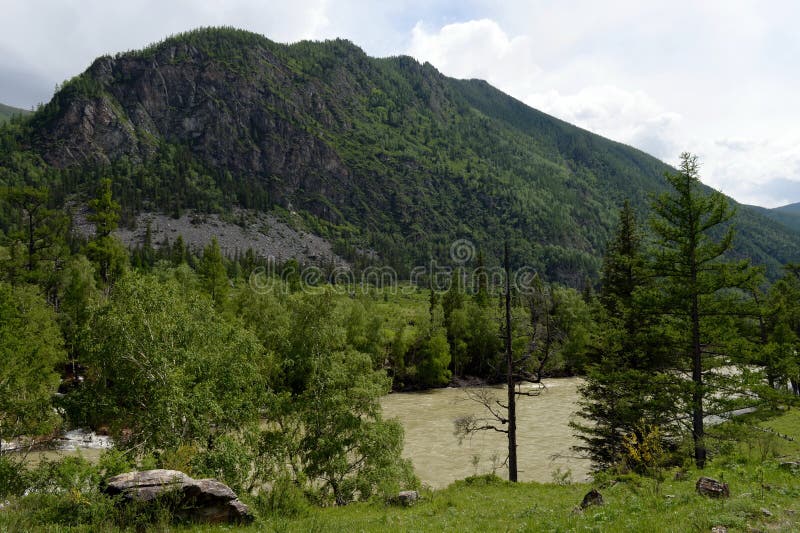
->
[2,409,799,531]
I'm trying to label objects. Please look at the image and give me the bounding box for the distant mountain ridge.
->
[2,27,799,282]
[0,102,30,123]
[747,202,800,234]
[774,202,800,214]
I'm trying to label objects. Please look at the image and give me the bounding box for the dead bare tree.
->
[454,242,560,481]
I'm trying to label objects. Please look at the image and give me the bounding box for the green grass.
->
[3,410,800,532]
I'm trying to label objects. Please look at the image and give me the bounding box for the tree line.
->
[1,153,799,504]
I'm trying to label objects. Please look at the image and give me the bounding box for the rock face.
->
[695,476,729,498]
[104,469,253,524]
[36,34,355,222]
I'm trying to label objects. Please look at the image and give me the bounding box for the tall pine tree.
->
[573,200,675,469]
[649,152,754,468]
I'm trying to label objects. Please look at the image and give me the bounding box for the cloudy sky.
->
[2,0,798,208]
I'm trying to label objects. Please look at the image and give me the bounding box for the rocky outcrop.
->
[104,469,253,524]
[37,35,355,222]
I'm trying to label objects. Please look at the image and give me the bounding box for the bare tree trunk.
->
[504,241,517,482]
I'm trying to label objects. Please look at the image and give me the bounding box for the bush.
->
[255,477,310,517]
[0,455,27,497]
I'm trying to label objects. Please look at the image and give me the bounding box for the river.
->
[381,377,590,488]
[11,379,589,489]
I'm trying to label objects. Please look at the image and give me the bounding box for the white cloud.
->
[698,137,800,207]
[408,19,540,95]
[526,85,683,159]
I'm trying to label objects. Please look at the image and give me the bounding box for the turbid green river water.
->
[381,377,590,488]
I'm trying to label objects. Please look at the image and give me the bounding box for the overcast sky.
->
[2,0,798,208]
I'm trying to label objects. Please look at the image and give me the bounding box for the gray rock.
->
[105,469,192,502]
[103,469,253,524]
[696,476,729,498]
[397,490,419,506]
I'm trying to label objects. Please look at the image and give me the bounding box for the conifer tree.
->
[84,179,126,285]
[573,200,675,468]
[649,153,755,468]
[199,237,229,306]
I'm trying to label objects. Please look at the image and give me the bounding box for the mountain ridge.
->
[3,27,799,281]
[0,102,30,123]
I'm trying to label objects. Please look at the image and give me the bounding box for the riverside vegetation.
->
[0,154,799,531]
[1,27,800,532]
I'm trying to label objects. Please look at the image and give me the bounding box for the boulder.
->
[779,461,800,472]
[696,476,729,498]
[397,490,419,506]
[104,469,253,524]
[580,489,604,509]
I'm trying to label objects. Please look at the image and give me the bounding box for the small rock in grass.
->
[696,477,729,498]
[397,490,419,506]
[580,489,603,509]
[760,507,772,517]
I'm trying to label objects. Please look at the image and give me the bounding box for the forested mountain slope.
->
[2,27,798,282]
[746,202,800,236]
[0,102,29,123]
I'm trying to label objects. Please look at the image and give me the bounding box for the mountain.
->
[749,202,800,234]
[2,27,799,282]
[775,202,800,215]
[0,102,30,123]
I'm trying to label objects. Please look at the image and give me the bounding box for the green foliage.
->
[198,237,229,306]
[649,153,759,468]
[83,179,127,284]
[763,266,800,395]
[0,282,65,444]
[58,255,98,361]
[574,201,678,468]
[73,273,268,453]
[234,288,418,504]
[87,179,119,238]
[0,185,68,287]
[415,329,452,388]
